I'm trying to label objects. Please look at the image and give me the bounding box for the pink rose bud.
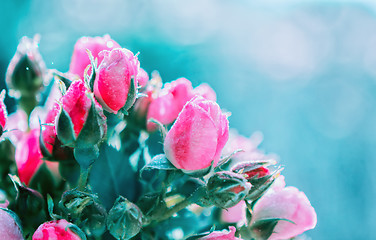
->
[69,35,120,80]
[146,78,193,131]
[164,96,229,171]
[15,129,43,185]
[193,83,217,102]
[94,48,139,114]
[251,183,317,240]
[33,219,84,240]
[136,68,149,88]
[232,160,281,202]
[207,171,251,208]
[56,79,107,148]
[0,90,8,136]
[0,208,23,240]
[198,226,242,240]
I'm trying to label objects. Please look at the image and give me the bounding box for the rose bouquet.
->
[0,35,317,240]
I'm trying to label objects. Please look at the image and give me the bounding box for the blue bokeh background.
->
[1,1,375,239]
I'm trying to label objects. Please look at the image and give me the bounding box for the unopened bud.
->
[232,160,281,201]
[107,196,143,240]
[207,171,251,209]
[6,36,46,97]
[59,190,106,237]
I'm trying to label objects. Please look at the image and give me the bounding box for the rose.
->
[15,129,43,185]
[94,48,139,114]
[56,79,106,148]
[164,96,229,171]
[192,83,217,102]
[221,201,246,223]
[136,68,149,88]
[0,90,7,136]
[32,219,84,240]
[0,208,23,240]
[198,226,242,240]
[69,35,120,80]
[146,78,193,131]
[250,176,317,240]
[147,78,217,131]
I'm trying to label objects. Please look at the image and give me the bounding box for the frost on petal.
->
[61,80,91,137]
[0,209,23,240]
[15,129,43,185]
[164,103,218,170]
[252,185,317,240]
[69,35,120,80]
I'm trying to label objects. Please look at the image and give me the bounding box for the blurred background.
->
[1,0,375,239]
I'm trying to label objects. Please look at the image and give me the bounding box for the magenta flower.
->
[94,48,139,114]
[56,79,107,147]
[15,129,43,185]
[221,201,246,223]
[146,77,193,131]
[0,208,23,240]
[164,96,229,171]
[0,90,7,136]
[198,226,242,240]
[41,103,60,155]
[69,35,120,80]
[251,176,317,240]
[193,83,217,102]
[136,67,149,88]
[33,219,83,240]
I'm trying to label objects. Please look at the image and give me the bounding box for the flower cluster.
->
[0,35,317,240]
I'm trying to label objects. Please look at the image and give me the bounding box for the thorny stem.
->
[77,165,92,191]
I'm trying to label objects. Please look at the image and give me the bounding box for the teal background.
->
[1,1,376,239]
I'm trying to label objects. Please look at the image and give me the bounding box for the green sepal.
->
[56,107,76,148]
[181,161,214,178]
[120,77,137,114]
[215,149,244,171]
[76,95,103,148]
[52,69,73,90]
[85,49,97,93]
[47,194,61,220]
[68,223,87,240]
[140,154,177,178]
[39,121,53,160]
[147,118,167,140]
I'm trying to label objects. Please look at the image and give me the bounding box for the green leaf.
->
[89,144,137,209]
[140,154,177,177]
